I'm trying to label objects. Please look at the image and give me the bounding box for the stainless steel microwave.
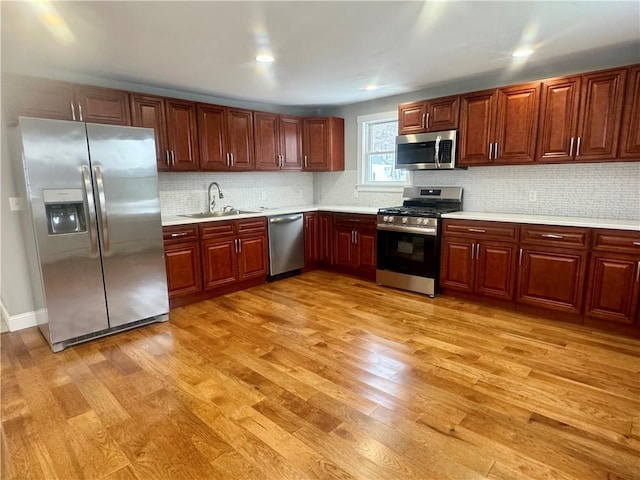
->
[395,130,458,170]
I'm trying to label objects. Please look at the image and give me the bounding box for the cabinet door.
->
[576,68,627,161]
[440,237,475,293]
[198,104,227,171]
[494,83,540,164]
[304,213,319,264]
[619,65,640,160]
[166,99,199,171]
[238,234,268,280]
[7,77,74,123]
[354,229,377,275]
[459,90,496,166]
[585,253,639,324]
[536,76,581,163]
[201,238,238,289]
[427,95,459,131]
[131,94,169,170]
[74,86,131,126]
[517,248,587,314]
[319,213,333,264]
[254,112,279,170]
[279,115,303,170]
[164,242,202,297]
[333,227,354,268]
[475,242,517,300]
[303,118,329,171]
[227,108,254,171]
[398,101,427,134]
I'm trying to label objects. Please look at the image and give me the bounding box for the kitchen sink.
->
[178,210,258,219]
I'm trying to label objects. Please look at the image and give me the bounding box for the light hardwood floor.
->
[2,271,639,480]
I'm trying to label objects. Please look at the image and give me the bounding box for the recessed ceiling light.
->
[364,84,379,91]
[255,54,275,63]
[512,48,534,58]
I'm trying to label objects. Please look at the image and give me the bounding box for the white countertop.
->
[442,211,640,231]
[161,205,379,226]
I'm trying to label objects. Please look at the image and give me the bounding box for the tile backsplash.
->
[316,162,640,220]
[158,171,314,217]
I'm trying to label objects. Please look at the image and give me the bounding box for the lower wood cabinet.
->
[332,214,376,279]
[162,225,202,298]
[440,220,518,300]
[163,218,268,307]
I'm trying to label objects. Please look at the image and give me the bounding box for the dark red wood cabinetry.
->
[459,83,540,166]
[131,94,199,171]
[254,112,302,170]
[198,104,254,171]
[302,117,344,171]
[619,65,640,160]
[162,225,202,299]
[398,95,459,134]
[332,214,376,280]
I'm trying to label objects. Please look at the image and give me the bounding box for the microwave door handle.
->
[434,136,441,168]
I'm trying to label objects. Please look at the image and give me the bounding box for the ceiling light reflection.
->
[28,0,75,45]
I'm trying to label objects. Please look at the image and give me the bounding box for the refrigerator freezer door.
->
[18,117,109,343]
[86,123,169,328]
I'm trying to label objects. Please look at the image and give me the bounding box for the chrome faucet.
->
[207,182,224,213]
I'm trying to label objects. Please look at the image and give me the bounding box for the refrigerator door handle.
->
[81,165,99,254]
[93,166,110,252]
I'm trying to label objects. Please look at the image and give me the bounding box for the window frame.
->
[356,110,410,192]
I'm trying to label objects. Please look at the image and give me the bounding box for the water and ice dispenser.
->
[43,189,87,235]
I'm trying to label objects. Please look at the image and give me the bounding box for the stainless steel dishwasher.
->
[267,213,305,277]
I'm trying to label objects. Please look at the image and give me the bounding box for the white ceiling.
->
[2,1,639,108]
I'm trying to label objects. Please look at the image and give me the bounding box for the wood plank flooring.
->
[2,270,639,479]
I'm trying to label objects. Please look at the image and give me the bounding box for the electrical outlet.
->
[9,197,22,211]
[529,191,537,202]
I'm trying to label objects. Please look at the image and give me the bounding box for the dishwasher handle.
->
[269,214,302,224]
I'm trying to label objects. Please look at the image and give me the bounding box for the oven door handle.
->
[377,224,437,236]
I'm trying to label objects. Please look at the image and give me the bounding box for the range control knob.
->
[383,216,389,222]
[402,217,409,224]
[387,216,394,223]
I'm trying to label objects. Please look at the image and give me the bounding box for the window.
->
[357,111,408,191]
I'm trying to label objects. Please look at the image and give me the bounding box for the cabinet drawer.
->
[592,229,640,254]
[521,225,589,249]
[200,221,235,239]
[333,213,376,230]
[443,219,518,242]
[237,217,267,235]
[163,225,199,243]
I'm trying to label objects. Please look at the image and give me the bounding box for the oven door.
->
[376,226,439,278]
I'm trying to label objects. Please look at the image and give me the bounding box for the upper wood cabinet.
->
[6,76,131,126]
[459,82,541,166]
[131,94,199,171]
[198,104,254,171]
[302,117,344,171]
[398,95,459,134]
[254,112,302,171]
[537,67,627,163]
[619,65,640,160]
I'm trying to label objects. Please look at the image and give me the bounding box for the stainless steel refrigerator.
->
[13,117,169,352]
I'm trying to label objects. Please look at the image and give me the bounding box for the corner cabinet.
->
[398,95,459,134]
[254,112,302,171]
[536,67,627,162]
[458,82,541,166]
[131,94,199,171]
[302,117,344,171]
[198,104,254,171]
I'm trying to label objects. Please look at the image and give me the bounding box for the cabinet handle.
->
[229,153,234,166]
[304,155,308,168]
[354,231,358,244]
[576,137,581,157]
[170,232,188,238]
[518,248,523,267]
[165,151,170,166]
[70,102,76,121]
[426,113,430,129]
[78,104,83,122]
[569,137,574,157]
[541,233,564,239]
[171,150,176,166]
[468,228,485,233]
[488,143,493,160]
[471,242,475,260]
[637,262,640,282]
[237,238,242,253]
[476,243,480,259]
[633,242,640,246]
[234,238,238,253]
[494,143,498,160]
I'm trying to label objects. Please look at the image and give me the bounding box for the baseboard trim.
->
[0,301,38,332]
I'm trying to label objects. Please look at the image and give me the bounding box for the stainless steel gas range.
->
[376,186,463,297]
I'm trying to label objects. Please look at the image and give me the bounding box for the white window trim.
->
[356,110,411,192]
